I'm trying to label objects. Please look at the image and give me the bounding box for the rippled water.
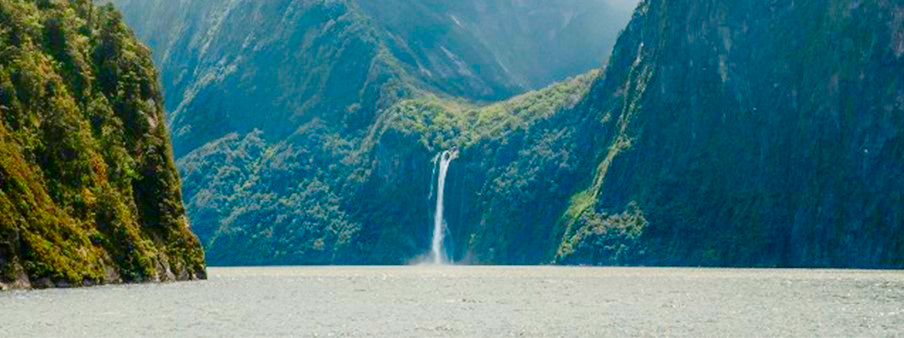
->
[1,267,902,336]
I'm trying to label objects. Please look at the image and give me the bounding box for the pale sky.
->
[604,0,642,12]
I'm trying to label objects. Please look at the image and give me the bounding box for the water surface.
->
[1,266,902,336]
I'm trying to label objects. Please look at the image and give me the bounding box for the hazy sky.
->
[604,0,641,12]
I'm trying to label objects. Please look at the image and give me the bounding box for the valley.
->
[103,0,904,268]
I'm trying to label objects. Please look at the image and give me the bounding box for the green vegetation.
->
[556,33,653,261]
[382,71,602,263]
[389,70,599,150]
[174,70,600,265]
[0,0,204,289]
[560,201,647,265]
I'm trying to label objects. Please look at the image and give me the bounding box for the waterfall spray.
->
[431,148,458,264]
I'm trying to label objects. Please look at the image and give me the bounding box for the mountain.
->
[108,0,903,268]
[108,0,634,157]
[557,0,904,267]
[355,0,632,98]
[0,0,205,289]
[106,0,636,265]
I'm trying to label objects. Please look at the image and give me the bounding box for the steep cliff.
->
[0,0,205,289]
[558,0,904,268]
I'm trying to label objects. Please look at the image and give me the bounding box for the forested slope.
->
[0,0,205,289]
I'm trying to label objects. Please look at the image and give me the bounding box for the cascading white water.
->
[428,153,440,201]
[431,149,458,264]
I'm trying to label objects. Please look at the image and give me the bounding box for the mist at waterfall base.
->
[417,149,458,265]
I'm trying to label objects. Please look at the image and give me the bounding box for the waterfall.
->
[431,149,458,264]
[428,153,440,201]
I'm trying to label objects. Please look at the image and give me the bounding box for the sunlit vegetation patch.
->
[0,0,204,289]
[559,201,647,265]
[389,70,600,150]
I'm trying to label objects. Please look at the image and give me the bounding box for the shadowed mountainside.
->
[557,0,904,268]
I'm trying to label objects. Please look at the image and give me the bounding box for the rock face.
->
[0,0,205,289]
[558,0,904,268]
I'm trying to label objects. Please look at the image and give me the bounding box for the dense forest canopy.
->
[0,0,205,289]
